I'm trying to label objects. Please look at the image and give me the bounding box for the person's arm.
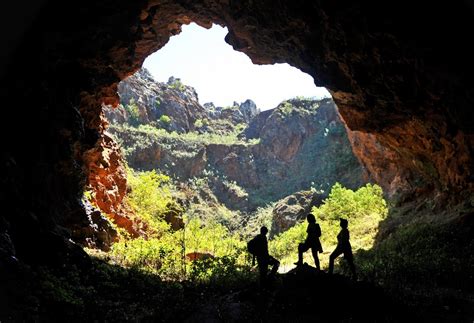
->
[264,237,269,256]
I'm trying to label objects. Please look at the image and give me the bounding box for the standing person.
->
[248,226,280,287]
[328,218,357,279]
[294,213,323,269]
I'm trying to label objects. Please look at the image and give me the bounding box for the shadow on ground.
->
[184,263,410,322]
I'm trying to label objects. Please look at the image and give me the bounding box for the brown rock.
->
[271,190,325,235]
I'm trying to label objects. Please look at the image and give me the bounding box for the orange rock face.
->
[345,116,474,201]
[80,100,141,238]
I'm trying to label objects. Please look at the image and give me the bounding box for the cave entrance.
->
[88,22,388,277]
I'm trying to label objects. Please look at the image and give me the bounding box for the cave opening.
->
[92,21,387,276]
[1,1,473,321]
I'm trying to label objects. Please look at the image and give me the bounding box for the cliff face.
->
[106,68,260,134]
[107,69,208,133]
[1,0,473,273]
[106,69,365,211]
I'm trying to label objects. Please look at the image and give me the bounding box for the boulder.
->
[271,190,325,235]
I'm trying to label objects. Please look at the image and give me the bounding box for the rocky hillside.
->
[104,68,366,212]
[106,68,259,135]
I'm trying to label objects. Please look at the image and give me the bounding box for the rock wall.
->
[0,0,473,267]
[112,96,365,210]
[271,190,325,236]
[106,68,260,134]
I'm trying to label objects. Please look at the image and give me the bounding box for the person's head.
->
[306,213,316,223]
[340,218,348,228]
[260,226,268,235]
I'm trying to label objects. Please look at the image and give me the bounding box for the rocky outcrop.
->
[271,190,325,236]
[69,200,118,251]
[105,68,260,134]
[80,111,141,240]
[106,69,208,133]
[111,94,366,211]
[238,99,259,123]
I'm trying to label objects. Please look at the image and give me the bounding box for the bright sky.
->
[143,23,330,111]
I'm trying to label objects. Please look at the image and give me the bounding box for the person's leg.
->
[296,241,310,265]
[268,256,280,277]
[296,243,303,264]
[257,258,268,287]
[311,247,320,270]
[344,250,357,279]
[328,247,342,274]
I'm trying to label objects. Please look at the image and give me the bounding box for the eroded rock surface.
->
[271,190,325,235]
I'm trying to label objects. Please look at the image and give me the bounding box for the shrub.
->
[124,98,140,125]
[278,101,294,117]
[269,222,306,264]
[223,180,248,199]
[159,115,172,125]
[194,119,209,129]
[168,79,186,92]
[126,169,178,236]
[269,182,388,268]
[351,222,474,292]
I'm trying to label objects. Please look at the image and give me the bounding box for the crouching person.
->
[248,226,279,288]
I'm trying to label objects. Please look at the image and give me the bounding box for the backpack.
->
[247,236,259,256]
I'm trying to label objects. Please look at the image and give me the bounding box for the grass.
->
[344,217,474,319]
[110,124,260,149]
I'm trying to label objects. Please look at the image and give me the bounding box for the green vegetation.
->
[242,204,274,239]
[354,221,473,288]
[277,98,321,119]
[159,114,172,125]
[168,78,186,92]
[109,124,260,158]
[87,168,252,284]
[155,98,161,108]
[123,98,140,126]
[269,183,388,268]
[312,182,388,250]
[348,220,474,311]
[278,101,294,117]
[223,180,248,199]
[194,118,208,128]
[242,99,362,207]
[126,169,177,236]
[100,91,472,319]
[99,178,388,278]
[222,104,239,111]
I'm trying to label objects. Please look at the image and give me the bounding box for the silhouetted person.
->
[294,213,323,269]
[328,218,357,279]
[253,226,279,287]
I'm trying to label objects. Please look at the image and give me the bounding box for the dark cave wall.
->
[0,0,473,265]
